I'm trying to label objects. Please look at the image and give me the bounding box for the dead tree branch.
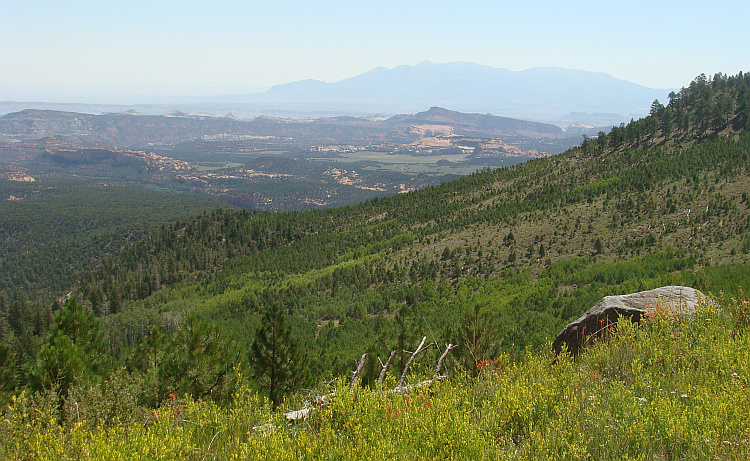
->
[377,350,396,388]
[435,343,458,379]
[350,353,367,390]
[396,336,432,391]
[286,340,458,424]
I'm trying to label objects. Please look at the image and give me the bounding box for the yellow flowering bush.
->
[1,295,749,460]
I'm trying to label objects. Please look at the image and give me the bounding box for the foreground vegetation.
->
[1,295,748,460]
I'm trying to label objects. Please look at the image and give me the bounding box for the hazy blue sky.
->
[1,0,747,103]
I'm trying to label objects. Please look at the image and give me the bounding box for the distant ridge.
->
[0,106,565,147]
[240,62,672,125]
[388,107,562,138]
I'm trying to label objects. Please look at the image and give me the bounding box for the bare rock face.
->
[552,286,710,355]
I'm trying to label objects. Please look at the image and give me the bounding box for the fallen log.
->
[285,339,458,422]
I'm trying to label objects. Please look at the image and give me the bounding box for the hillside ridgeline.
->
[54,72,750,381]
[0,106,564,148]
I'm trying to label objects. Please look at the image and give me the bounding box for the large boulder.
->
[552,286,710,355]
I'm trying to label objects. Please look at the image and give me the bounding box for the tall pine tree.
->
[159,316,243,403]
[250,303,306,409]
[28,297,109,399]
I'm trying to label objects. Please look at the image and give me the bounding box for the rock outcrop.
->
[552,286,710,355]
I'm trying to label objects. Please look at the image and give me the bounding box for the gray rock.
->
[552,286,710,355]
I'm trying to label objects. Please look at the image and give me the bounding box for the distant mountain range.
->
[247,62,671,125]
[0,62,672,127]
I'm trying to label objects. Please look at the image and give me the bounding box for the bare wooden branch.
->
[286,344,458,426]
[284,408,311,422]
[435,343,458,378]
[350,353,367,390]
[285,393,334,423]
[377,350,396,388]
[396,336,431,390]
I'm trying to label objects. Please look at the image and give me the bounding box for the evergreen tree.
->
[0,293,17,397]
[594,237,604,255]
[28,297,109,398]
[456,302,498,377]
[159,316,243,403]
[0,343,17,395]
[250,303,306,409]
[126,325,168,407]
[393,301,420,373]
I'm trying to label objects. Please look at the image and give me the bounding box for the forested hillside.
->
[1,72,749,459]
[0,180,231,300]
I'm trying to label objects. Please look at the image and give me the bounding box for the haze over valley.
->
[0,62,679,211]
[1,62,672,127]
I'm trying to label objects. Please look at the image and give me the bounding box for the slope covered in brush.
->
[62,72,750,382]
[1,72,749,407]
[78,73,749,301]
[3,293,749,460]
